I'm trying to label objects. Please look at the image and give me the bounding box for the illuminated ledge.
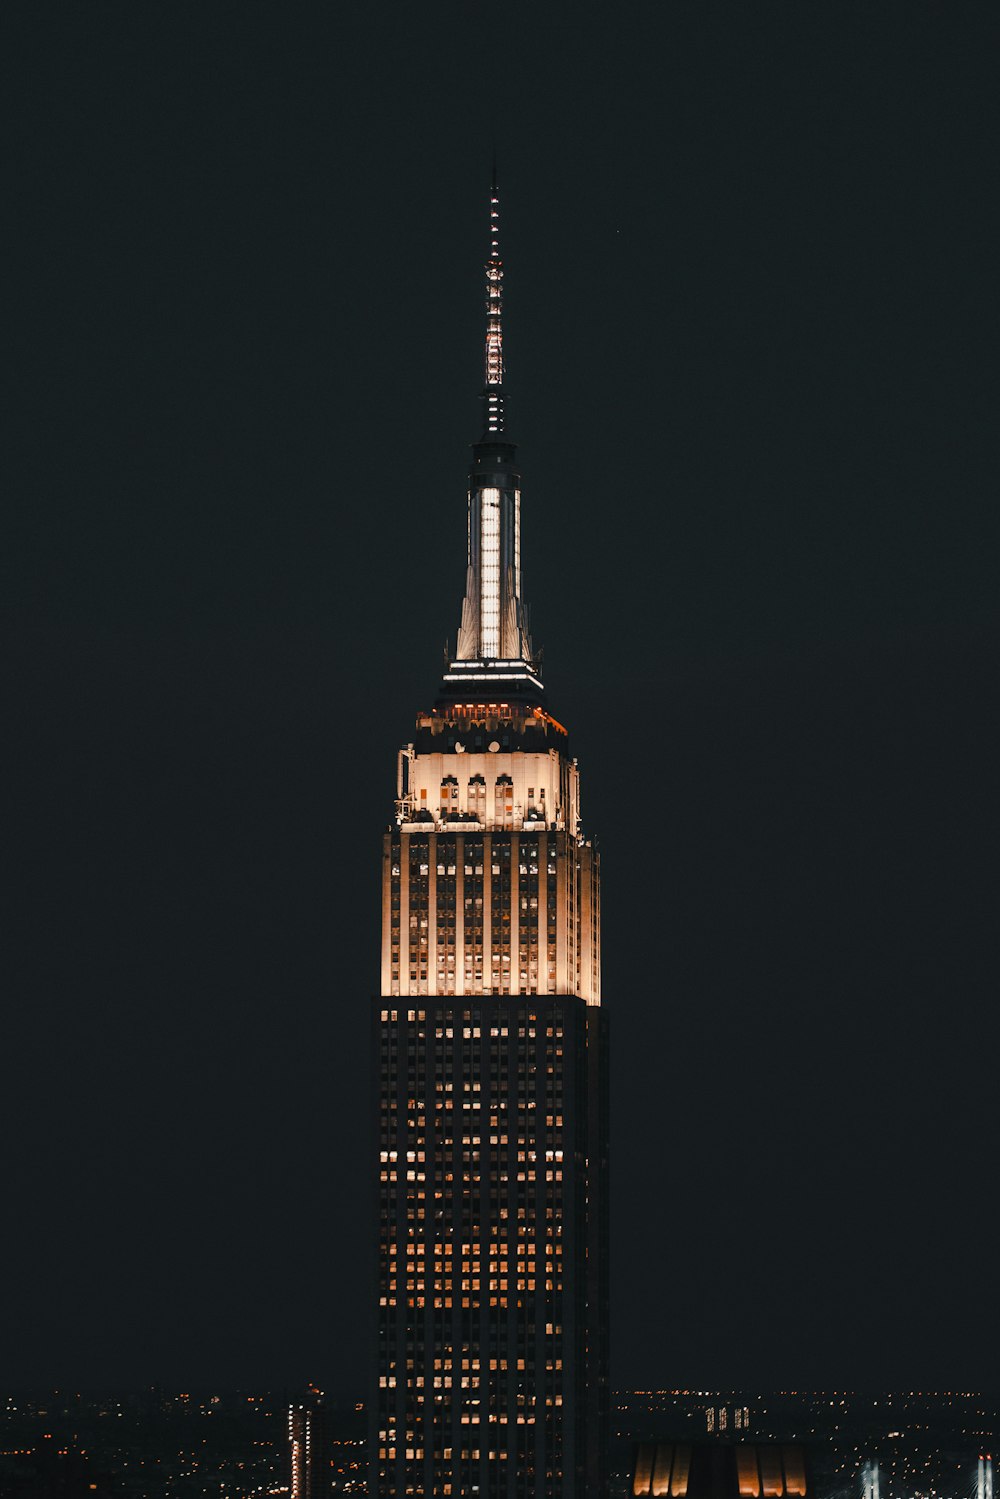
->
[442,673,545,688]
[443,659,544,689]
[396,819,565,834]
[449,662,536,674]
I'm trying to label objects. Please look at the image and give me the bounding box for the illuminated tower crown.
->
[446,167,541,703]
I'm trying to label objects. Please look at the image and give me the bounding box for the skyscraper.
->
[289,1391,330,1499]
[373,173,608,1499]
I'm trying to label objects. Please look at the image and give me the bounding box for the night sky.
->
[6,5,997,1395]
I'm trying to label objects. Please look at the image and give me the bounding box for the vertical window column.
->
[454,835,465,998]
[464,840,484,993]
[383,834,402,997]
[494,774,513,830]
[408,836,430,994]
[399,833,410,998]
[491,838,512,994]
[509,833,520,995]
[427,835,437,996]
[435,837,458,997]
[546,844,558,994]
[482,834,492,994]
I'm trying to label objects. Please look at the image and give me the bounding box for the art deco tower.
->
[373,175,608,1499]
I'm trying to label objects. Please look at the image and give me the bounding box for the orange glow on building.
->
[737,1447,761,1497]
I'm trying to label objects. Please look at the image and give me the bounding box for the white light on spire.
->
[514,488,521,604]
[480,488,500,657]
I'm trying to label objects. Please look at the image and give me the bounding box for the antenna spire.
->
[483,163,504,435]
[449,171,539,691]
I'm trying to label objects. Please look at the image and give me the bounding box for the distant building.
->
[289,1393,329,1499]
[613,1392,997,1499]
[706,1406,752,1436]
[978,1455,994,1499]
[631,1442,811,1499]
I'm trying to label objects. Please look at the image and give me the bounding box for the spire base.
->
[438,657,545,709]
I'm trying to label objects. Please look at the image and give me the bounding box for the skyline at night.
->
[5,2,996,1403]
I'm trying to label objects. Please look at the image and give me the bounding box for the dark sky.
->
[6,4,997,1395]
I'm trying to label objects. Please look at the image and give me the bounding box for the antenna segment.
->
[484,167,504,434]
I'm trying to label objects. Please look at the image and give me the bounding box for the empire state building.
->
[373,176,608,1499]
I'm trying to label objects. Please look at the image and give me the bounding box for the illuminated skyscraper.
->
[373,173,608,1499]
[289,1391,330,1499]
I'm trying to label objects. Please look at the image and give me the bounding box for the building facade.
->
[289,1392,329,1499]
[373,177,609,1499]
